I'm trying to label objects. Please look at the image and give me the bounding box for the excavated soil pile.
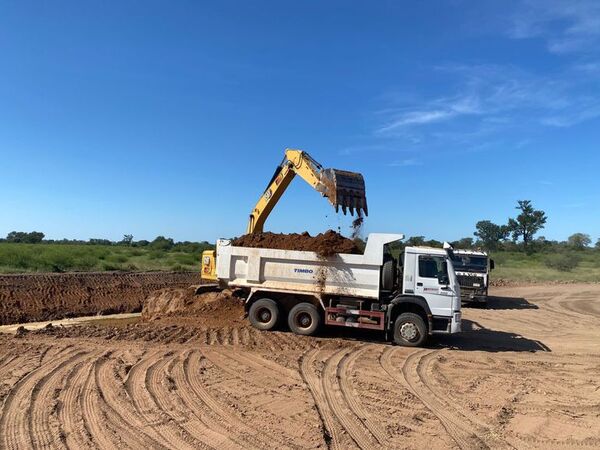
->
[232,230,361,257]
[141,287,245,327]
[0,271,198,325]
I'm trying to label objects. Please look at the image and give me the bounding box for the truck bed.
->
[215,233,404,300]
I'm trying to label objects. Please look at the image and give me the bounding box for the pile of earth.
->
[231,230,361,257]
[0,271,198,325]
[141,287,246,327]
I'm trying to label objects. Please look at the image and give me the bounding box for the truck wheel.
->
[393,313,427,347]
[288,303,321,336]
[249,298,280,331]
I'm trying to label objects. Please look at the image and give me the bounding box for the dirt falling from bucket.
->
[350,212,364,239]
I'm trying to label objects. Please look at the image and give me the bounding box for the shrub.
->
[544,253,581,272]
[147,250,165,260]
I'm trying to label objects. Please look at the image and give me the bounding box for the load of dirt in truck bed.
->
[231,230,361,257]
[141,287,246,327]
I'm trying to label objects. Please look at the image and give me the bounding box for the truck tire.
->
[393,312,427,347]
[288,303,322,336]
[249,298,280,331]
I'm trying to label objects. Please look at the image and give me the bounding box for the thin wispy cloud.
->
[387,158,422,167]
[374,63,600,142]
[376,94,481,134]
[510,0,600,54]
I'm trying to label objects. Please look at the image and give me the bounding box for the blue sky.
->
[1,1,599,243]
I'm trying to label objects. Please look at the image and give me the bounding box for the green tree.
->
[150,236,174,250]
[6,231,45,243]
[596,238,600,250]
[406,236,425,246]
[507,200,547,250]
[452,237,474,249]
[120,234,134,246]
[568,233,591,250]
[474,221,509,250]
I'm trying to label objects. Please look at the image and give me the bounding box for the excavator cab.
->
[201,250,217,281]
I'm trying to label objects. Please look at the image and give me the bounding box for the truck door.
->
[414,255,454,317]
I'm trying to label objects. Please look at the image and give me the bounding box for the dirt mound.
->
[231,230,361,257]
[0,271,198,325]
[141,287,245,327]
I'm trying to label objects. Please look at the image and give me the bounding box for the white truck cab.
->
[400,245,461,334]
[452,249,494,305]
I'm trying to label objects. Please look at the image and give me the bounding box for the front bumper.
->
[431,312,461,334]
[460,287,487,303]
[451,311,461,333]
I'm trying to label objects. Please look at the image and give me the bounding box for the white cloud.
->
[374,64,600,139]
[377,110,455,133]
[510,0,600,54]
[387,158,422,167]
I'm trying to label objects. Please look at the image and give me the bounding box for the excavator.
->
[201,149,368,281]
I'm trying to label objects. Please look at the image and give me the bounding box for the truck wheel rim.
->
[257,308,272,323]
[400,322,418,341]
[296,312,312,329]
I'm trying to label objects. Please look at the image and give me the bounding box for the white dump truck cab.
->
[451,249,494,305]
[214,233,461,347]
[395,245,462,336]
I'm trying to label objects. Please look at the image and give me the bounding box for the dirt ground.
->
[0,272,198,325]
[1,283,599,449]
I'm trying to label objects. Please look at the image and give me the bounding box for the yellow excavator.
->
[201,148,368,281]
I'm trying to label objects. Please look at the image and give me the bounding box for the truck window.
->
[418,255,446,279]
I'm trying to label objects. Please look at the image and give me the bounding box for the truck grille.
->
[457,275,484,288]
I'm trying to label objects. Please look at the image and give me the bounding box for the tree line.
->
[0,232,213,254]
[404,200,599,253]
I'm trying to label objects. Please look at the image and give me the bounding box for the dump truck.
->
[208,234,461,347]
[201,148,461,346]
[452,249,494,305]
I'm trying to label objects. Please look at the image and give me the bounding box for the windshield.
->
[452,255,488,272]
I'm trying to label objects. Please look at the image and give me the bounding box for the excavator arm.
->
[246,149,368,234]
[201,148,368,281]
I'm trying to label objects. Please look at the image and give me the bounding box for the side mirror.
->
[490,259,495,270]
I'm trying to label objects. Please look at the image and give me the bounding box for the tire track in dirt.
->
[338,345,388,446]
[29,350,90,449]
[124,350,199,450]
[183,350,288,450]
[166,351,243,450]
[382,347,503,450]
[219,347,302,383]
[200,347,312,449]
[322,347,381,450]
[80,352,127,449]
[0,346,79,450]
[144,351,214,449]
[58,356,98,449]
[299,349,347,450]
[94,351,169,449]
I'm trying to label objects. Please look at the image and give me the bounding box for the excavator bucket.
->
[319,168,368,216]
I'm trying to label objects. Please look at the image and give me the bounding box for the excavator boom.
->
[246,149,368,234]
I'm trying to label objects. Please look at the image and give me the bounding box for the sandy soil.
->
[0,272,198,325]
[1,283,599,449]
